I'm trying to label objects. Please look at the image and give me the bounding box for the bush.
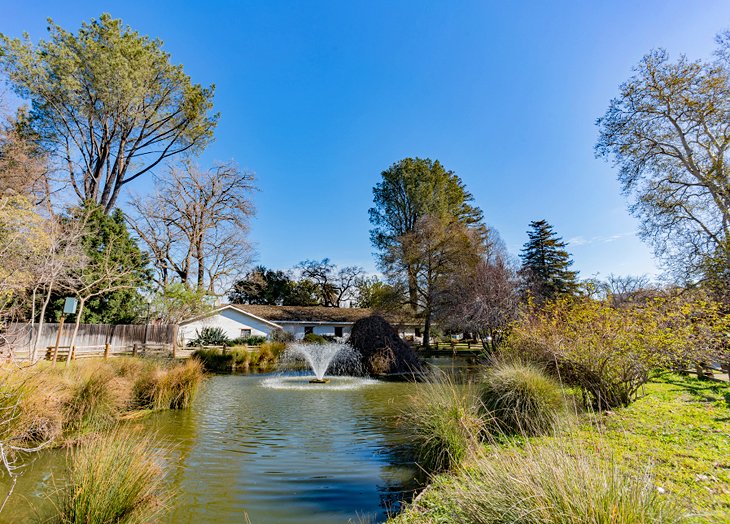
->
[349,315,423,375]
[191,348,232,372]
[302,332,327,344]
[435,442,682,524]
[228,335,266,347]
[50,428,170,524]
[133,360,203,410]
[250,341,286,370]
[271,328,295,342]
[480,360,566,435]
[400,376,483,473]
[187,326,230,347]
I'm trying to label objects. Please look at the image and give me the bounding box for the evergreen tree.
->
[519,220,579,301]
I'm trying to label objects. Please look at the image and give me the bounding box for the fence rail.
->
[3,323,179,362]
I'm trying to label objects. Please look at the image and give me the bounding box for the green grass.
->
[391,374,730,523]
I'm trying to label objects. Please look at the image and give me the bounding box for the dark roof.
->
[231,304,375,323]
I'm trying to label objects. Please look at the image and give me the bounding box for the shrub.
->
[191,348,232,372]
[133,360,203,410]
[302,332,327,344]
[230,348,252,370]
[480,360,566,435]
[271,328,295,342]
[229,335,267,346]
[50,428,170,524]
[437,442,682,524]
[250,341,286,370]
[187,327,230,347]
[400,376,483,473]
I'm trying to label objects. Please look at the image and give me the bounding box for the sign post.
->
[52,298,78,364]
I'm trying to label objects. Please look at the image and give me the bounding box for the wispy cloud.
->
[567,232,635,247]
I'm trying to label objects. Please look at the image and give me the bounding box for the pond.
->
[5,372,422,523]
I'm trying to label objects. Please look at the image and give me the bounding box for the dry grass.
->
[133,359,203,410]
[49,427,171,524]
[399,375,484,473]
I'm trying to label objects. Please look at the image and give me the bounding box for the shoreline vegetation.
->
[390,370,730,524]
[0,357,203,522]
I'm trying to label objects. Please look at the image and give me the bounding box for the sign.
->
[63,297,78,315]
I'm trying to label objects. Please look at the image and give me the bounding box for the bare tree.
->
[597,34,730,285]
[295,259,365,307]
[128,161,256,295]
[437,255,519,352]
[600,274,653,307]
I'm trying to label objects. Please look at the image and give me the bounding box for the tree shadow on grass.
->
[655,374,727,404]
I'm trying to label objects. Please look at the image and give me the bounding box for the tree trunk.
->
[407,265,418,314]
[66,300,85,365]
[423,307,432,350]
[31,281,55,362]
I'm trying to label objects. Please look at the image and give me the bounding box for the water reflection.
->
[4,373,419,524]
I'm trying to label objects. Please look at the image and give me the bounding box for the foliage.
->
[295,258,364,307]
[479,360,566,435]
[187,326,230,347]
[229,335,266,346]
[228,266,294,305]
[396,216,486,345]
[271,328,295,343]
[399,377,483,473]
[150,282,212,324]
[302,332,327,344]
[519,219,580,302]
[349,315,423,375]
[508,293,730,409]
[596,34,730,288]
[355,276,405,312]
[369,157,487,311]
[0,13,217,212]
[0,107,48,201]
[50,428,170,524]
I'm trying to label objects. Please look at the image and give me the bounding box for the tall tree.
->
[128,161,255,294]
[369,157,486,311]
[395,216,485,347]
[519,220,579,302]
[596,33,730,292]
[295,259,364,307]
[0,14,217,212]
[228,266,294,305]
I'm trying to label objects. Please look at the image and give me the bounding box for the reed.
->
[50,427,171,524]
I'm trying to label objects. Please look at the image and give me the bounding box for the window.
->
[304,326,314,335]
[334,326,343,338]
[240,329,252,338]
[415,327,421,337]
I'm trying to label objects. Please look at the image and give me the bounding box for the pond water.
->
[4,372,422,523]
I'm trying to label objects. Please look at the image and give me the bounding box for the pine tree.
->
[519,220,579,301]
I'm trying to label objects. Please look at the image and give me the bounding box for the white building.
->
[179,304,419,344]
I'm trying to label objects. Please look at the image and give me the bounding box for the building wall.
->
[277,323,353,340]
[179,308,274,344]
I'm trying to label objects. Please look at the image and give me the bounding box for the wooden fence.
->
[3,323,179,361]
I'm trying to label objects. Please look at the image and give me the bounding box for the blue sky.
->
[4,1,730,279]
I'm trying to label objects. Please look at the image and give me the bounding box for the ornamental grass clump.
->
[480,360,566,436]
[440,441,682,524]
[63,364,131,435]
[50,428,171,524]
[191,348,233,372]
[400,376,483,473]
[133,360,203,410]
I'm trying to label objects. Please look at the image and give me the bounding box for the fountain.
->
[261,342,375,390]
[287,342,355,382]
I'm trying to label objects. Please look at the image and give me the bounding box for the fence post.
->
[104,343,110,359]
[132,343,138,357]
[71,345,76,360]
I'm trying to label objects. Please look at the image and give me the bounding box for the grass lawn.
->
[391,373,730,523]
